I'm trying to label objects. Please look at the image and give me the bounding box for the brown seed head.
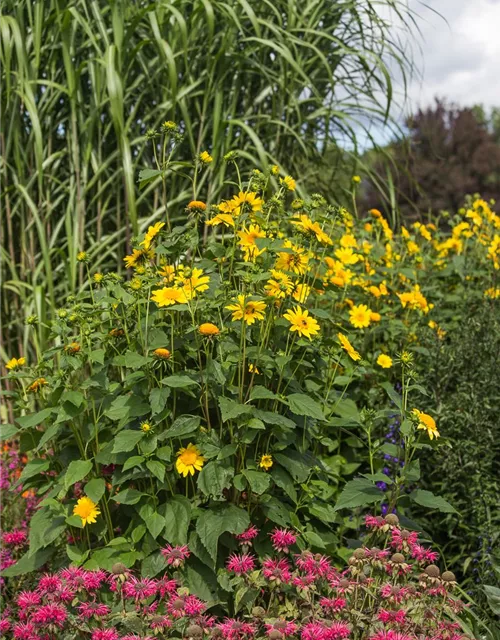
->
[425,564,441,578]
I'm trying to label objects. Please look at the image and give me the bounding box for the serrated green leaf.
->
[287,393,325,420]
[410,489,457,514]
[64,459,93,490]
[112,430,144,453]
[334,478,383,511]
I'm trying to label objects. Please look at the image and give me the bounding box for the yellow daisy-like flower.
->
[199,322,220,336]
[5,357,26,371]
[337,333,361,361]
[205,213,235,228]
[238,225,267,262]
[413,409,440,440]
[281,175,296,191]
[230,191,264,214]
[199,151,213,164]
[248,363,260,374]
[349,304,372,329]
[352,175,361,184]
[140,222,165,250]
[158,263,176,282]
[187,200,207,212]
[264,270,294,299]
[292,283,311,303]
[176,443,205,477]
[123,248,155,269]
[275,240,309,274]
[73,496,100,527]
[259,454,273,470]
[271,165,279,175]
[334,247,360,265]
[283,305,320,339]
[27,377,48,393]
[226,295,266,325]
[376,354,392,369]
[175,267,210,300]
[340,234,358,249]
[153,348,171,360]
[151,287,187,307]
[141,422,153,433]
[291,215,332,245]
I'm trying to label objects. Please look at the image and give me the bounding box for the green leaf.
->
[241,469,271,495]
[271,467,297,502]
[410,489,457,514]
[164,415,200,439]
[309,502,337,522]
[62,390,85,407]
[138,168,163,189]
[85,478,106,503]
[156,446,171,462]
[249,386,278,401]
[253,410,295,430]
[196,505,250,562]
[484,584,500,616]
[1,548,53,577]
[105,395,150,421]
[16,407,53,429]
[64,459,93,490]
[113,351,152,368]
[19,459,50,482]
[287,393,325,420]
[274,450,311,483]
[303,531,326,549]
[146,460,165,483]
[122,455,145,471]
[380,381,402,410]
[65,515,84,529]
[141,551,167,577]
[0,424,18,440]
[111,489,145,505]
[197,461,234,497]
[149,387,171,415]
[144,512,165,539]
[234,585,260,614]
[112,430,144,453]
[162,375,199,388]
[29,509,67,554]
[163,496,191,545]
[218,397,252,422]
[334,478,383,511]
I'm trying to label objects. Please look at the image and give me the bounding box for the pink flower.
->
[37,574,62,594]
[270,528,297,553]
[122,577,158,601]
[302,622,329,640]
[377,609,406,624]
[91,630,119,640]
[325,622,351,639]
[16,591,41,609]
[264,621,298,637]
[167,594,206,618]
[2,529,27,546]
[217,618,256,640]
[292,574,316,589]
[32,604,67,628]
[12,622,38,639]
[157,577,178,597]
[0,619,10,634]
[364,515,386,530]
[150,615,172,630]
[380,584,410,603]
[390,529,418,551]
[319,597,347,613]
[411,543,439,563]
[77,602,111,618]
[295,551,332,578]
[226,553,256,574]
[184,595,207,617]
[161,544,190,567]
[262,557,292,584]
[54,586,76,602]
[235,525,259,543]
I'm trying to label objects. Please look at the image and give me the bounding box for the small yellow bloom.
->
[413,409,440,440]
[73,496,100,527]
[264,270,294,299]
[199,322,220,336]
[370,312,381,322]
[187,200,207,213]
[93,273,104,284]
[175,267,210,300]
[123,248,155,269]
[352,175,361,184]
[199,151,213,164]
[5,357,26,371]
[248,363,260,374]
[376,354,392,369]
[271,165,279,175]
[283,305,320,339]
[176,443,205,477]
[153,348,171,360]
[226,295,266,325]
[64,342,81,354]
[281,175,296,191]
[205,213,235,228]
[27,378,48,393]
[275,240,309,274]
[77,251,88,262]
[140,222,165,250]
[349,304,372,329]
[337,333,361,361]
[292,283,311,303]
[141,422,152,433]
[259,454,273,470]
[335,247,360,265]
[151,287,187,307]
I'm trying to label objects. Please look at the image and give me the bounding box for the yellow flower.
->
[151,287,187,307]
[199,322,220,336]
[334,247,360,265]
[205,213,235,228]
[140,222,165,250]
[93,273,104,284]
[337,333,361,361]
[271,165,279,175]
[397,285,430,313]
[264,270,294,299]
[259,454,273,470]
[176,443,205,477]
[187,200,207,212]
[248,363,260,374]
[158,263,176,282]
[352,175,361,184]
[281,175,296,191]
[349,304,372,329]
[73,496,100,527]
[370,312,381,322]
[123,248,155,269]
[291,215,332,245]
[275,240,309,274]
[324,257,352,288]
[230,191,264,214]
[238,224,267,262]
[27,377,48,393]
[64,342,81,354]
[413,409,440,440]
[377,354,392,368]
[283,305,320,339]
[292,283,311,303]
[153,348,171,359]
[340,234,358,249]
[226,295,266,325]
[369,208,382,218]
[199,151,213,164]
[141,422,153,433]
[5,357,26,371]
[175,267,210,300]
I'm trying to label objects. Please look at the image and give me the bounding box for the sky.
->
[406,0,500,112]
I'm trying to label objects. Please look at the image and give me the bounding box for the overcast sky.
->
[407,0,500,111]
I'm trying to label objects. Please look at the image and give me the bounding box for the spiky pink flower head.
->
[32,603,67,628]
[325,622,351,639]
[157,576,178,597]
[141,602,159,616]
[270,528,297,553]
[226,553,256,574]
[16,591,41,609]
[12,622,37,639]
[302,622,329,640]
[122,577,158,602]
[167,593,206,618]
[77,602,111,619]
[264,620,298,637]
[161,544,190,567]
[295,551,332,578]
[377,609,406,624]
[0,619,10,634]
[217,618,256,640]
[91,630,119,640]
[365,548,390,562]
[390,528,418,551]
[292,574,316,590]
[411,543,439,563]
[380,584,410,603]
[2,529,27,547]
[150,615,173,630]
[262,557,292,584]
[37,573,62,594]
[184,595,207,617]
[235,525,259,544]
[196,615,216,628]
[319,597,347,613]
[364,515,386,530]
[329,575,355,595]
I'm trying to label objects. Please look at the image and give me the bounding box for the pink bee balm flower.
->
[410,543,439,563]
[16,591,41,609]
[217,618,256,640]
[235,525,259,543]
[325,622,351,639]
[150,616,173,630]
[293,574,316,589]
[157,577,178,597]
[377,609,406,624]
[161,544,190,567]
[302,622,329,640]
[0,619,10,634]
[295,551,333,578]
[37,574,62,594]
[364,515,386,530]
[270,528,297,553]
[319,597,347,612]
[2,529,27,546]
[77,602,111,618]
[390,528,418,551]
[380,584,410,603]
[91,630,120,640]
[12,622,37,639]
[122,577,158,601]
[262,557,293,584]
[264,621,298,637]
[32,603,67,628]
[226,553,256,574]
[184,595,206,616]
